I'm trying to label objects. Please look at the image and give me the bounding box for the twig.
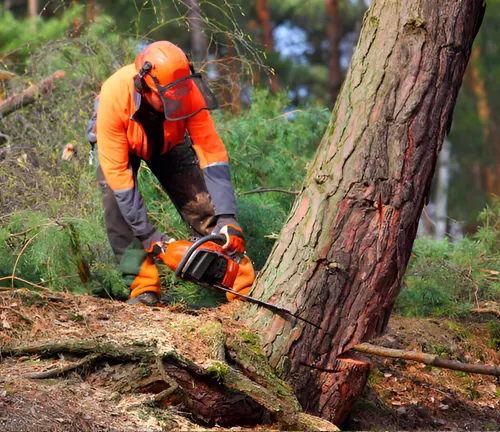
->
[0,306,34,324]
[11,230,44,289]
[25,353,101,379]
[238,188,299,196]
[470,308,500,318]
[7,227,38,238]
[0,276,51,291]
[352,343,500,377]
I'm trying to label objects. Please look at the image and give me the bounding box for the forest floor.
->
[0,290,499,431]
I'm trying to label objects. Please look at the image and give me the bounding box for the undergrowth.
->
[0,20,328,304]
[397,199,500,318]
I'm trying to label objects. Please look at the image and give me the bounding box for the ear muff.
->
[134,61,152,94]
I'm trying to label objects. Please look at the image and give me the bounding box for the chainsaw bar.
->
[192,279,322,330]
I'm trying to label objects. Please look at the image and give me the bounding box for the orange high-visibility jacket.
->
[88,64,236,240]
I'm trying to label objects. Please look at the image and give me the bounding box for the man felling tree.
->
[87,41,255,306]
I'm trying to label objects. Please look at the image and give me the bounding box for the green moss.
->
[487,321,500,349]
[443,320,472,341]
[406,17,425,28]
[275,356,291,379]
[238,330,265,357]
[199,321,223,339]
[368,368,384,385]
[207,362,228,384]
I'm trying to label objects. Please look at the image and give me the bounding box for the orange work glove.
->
[212,215,245,254]
[226,255,255,302]
[141,229,175,255]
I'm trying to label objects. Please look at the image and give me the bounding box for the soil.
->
[0,290,499,431]
[344,316,500,431]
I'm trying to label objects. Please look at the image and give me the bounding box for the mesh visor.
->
[152,73,218,121]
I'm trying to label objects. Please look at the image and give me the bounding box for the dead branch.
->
[352,343,500,377]
[470,308,500,318]
[25,353,101,379]
[0,70,66,118]
[0,276,51,291]
[238,188,299,196]
[0,306,34,324]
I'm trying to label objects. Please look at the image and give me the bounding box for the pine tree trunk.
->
[28,0,38,20]
[325,0,342,104]
[435,139,451,240]
[256,0,280,93]
[186,0,208,63]
[243,0,484,424]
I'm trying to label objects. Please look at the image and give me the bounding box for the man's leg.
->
[148,141,217,237]
[148,141,255,301]
[97,163,160,302]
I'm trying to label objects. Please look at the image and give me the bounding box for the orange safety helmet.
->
[134,41,218,120]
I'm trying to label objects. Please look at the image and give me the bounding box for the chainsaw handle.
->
[174,234,225,278]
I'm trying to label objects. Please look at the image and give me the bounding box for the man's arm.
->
[96,83,165,250]
[186,109,237,217]
[187,109,245,253]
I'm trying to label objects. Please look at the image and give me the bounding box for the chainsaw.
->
[158,234,320,329]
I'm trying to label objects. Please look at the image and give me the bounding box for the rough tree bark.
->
[325,0,342,104]
[243,0,485,425]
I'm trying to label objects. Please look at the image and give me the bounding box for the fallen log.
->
[0,70,66,118]
[352,343,500,377]
[470,307,500,318]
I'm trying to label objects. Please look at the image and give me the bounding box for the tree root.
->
[25,353,101,379]
[3,338,339,431]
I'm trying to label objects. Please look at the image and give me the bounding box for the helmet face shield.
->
[150,73,218,121]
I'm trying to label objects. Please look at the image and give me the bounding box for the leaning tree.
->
[243,0,485,424]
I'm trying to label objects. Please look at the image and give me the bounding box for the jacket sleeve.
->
[187,109,237,216]
[96,84,156,240]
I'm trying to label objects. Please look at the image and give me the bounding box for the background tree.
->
[243,0,485,424]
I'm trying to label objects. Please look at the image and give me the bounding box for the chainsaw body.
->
[158,236,239,288]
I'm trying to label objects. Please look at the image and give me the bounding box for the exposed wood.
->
[0,70,66,118]
[352,343,500,377]
[255,0,280,93]
[244,0,485,424]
